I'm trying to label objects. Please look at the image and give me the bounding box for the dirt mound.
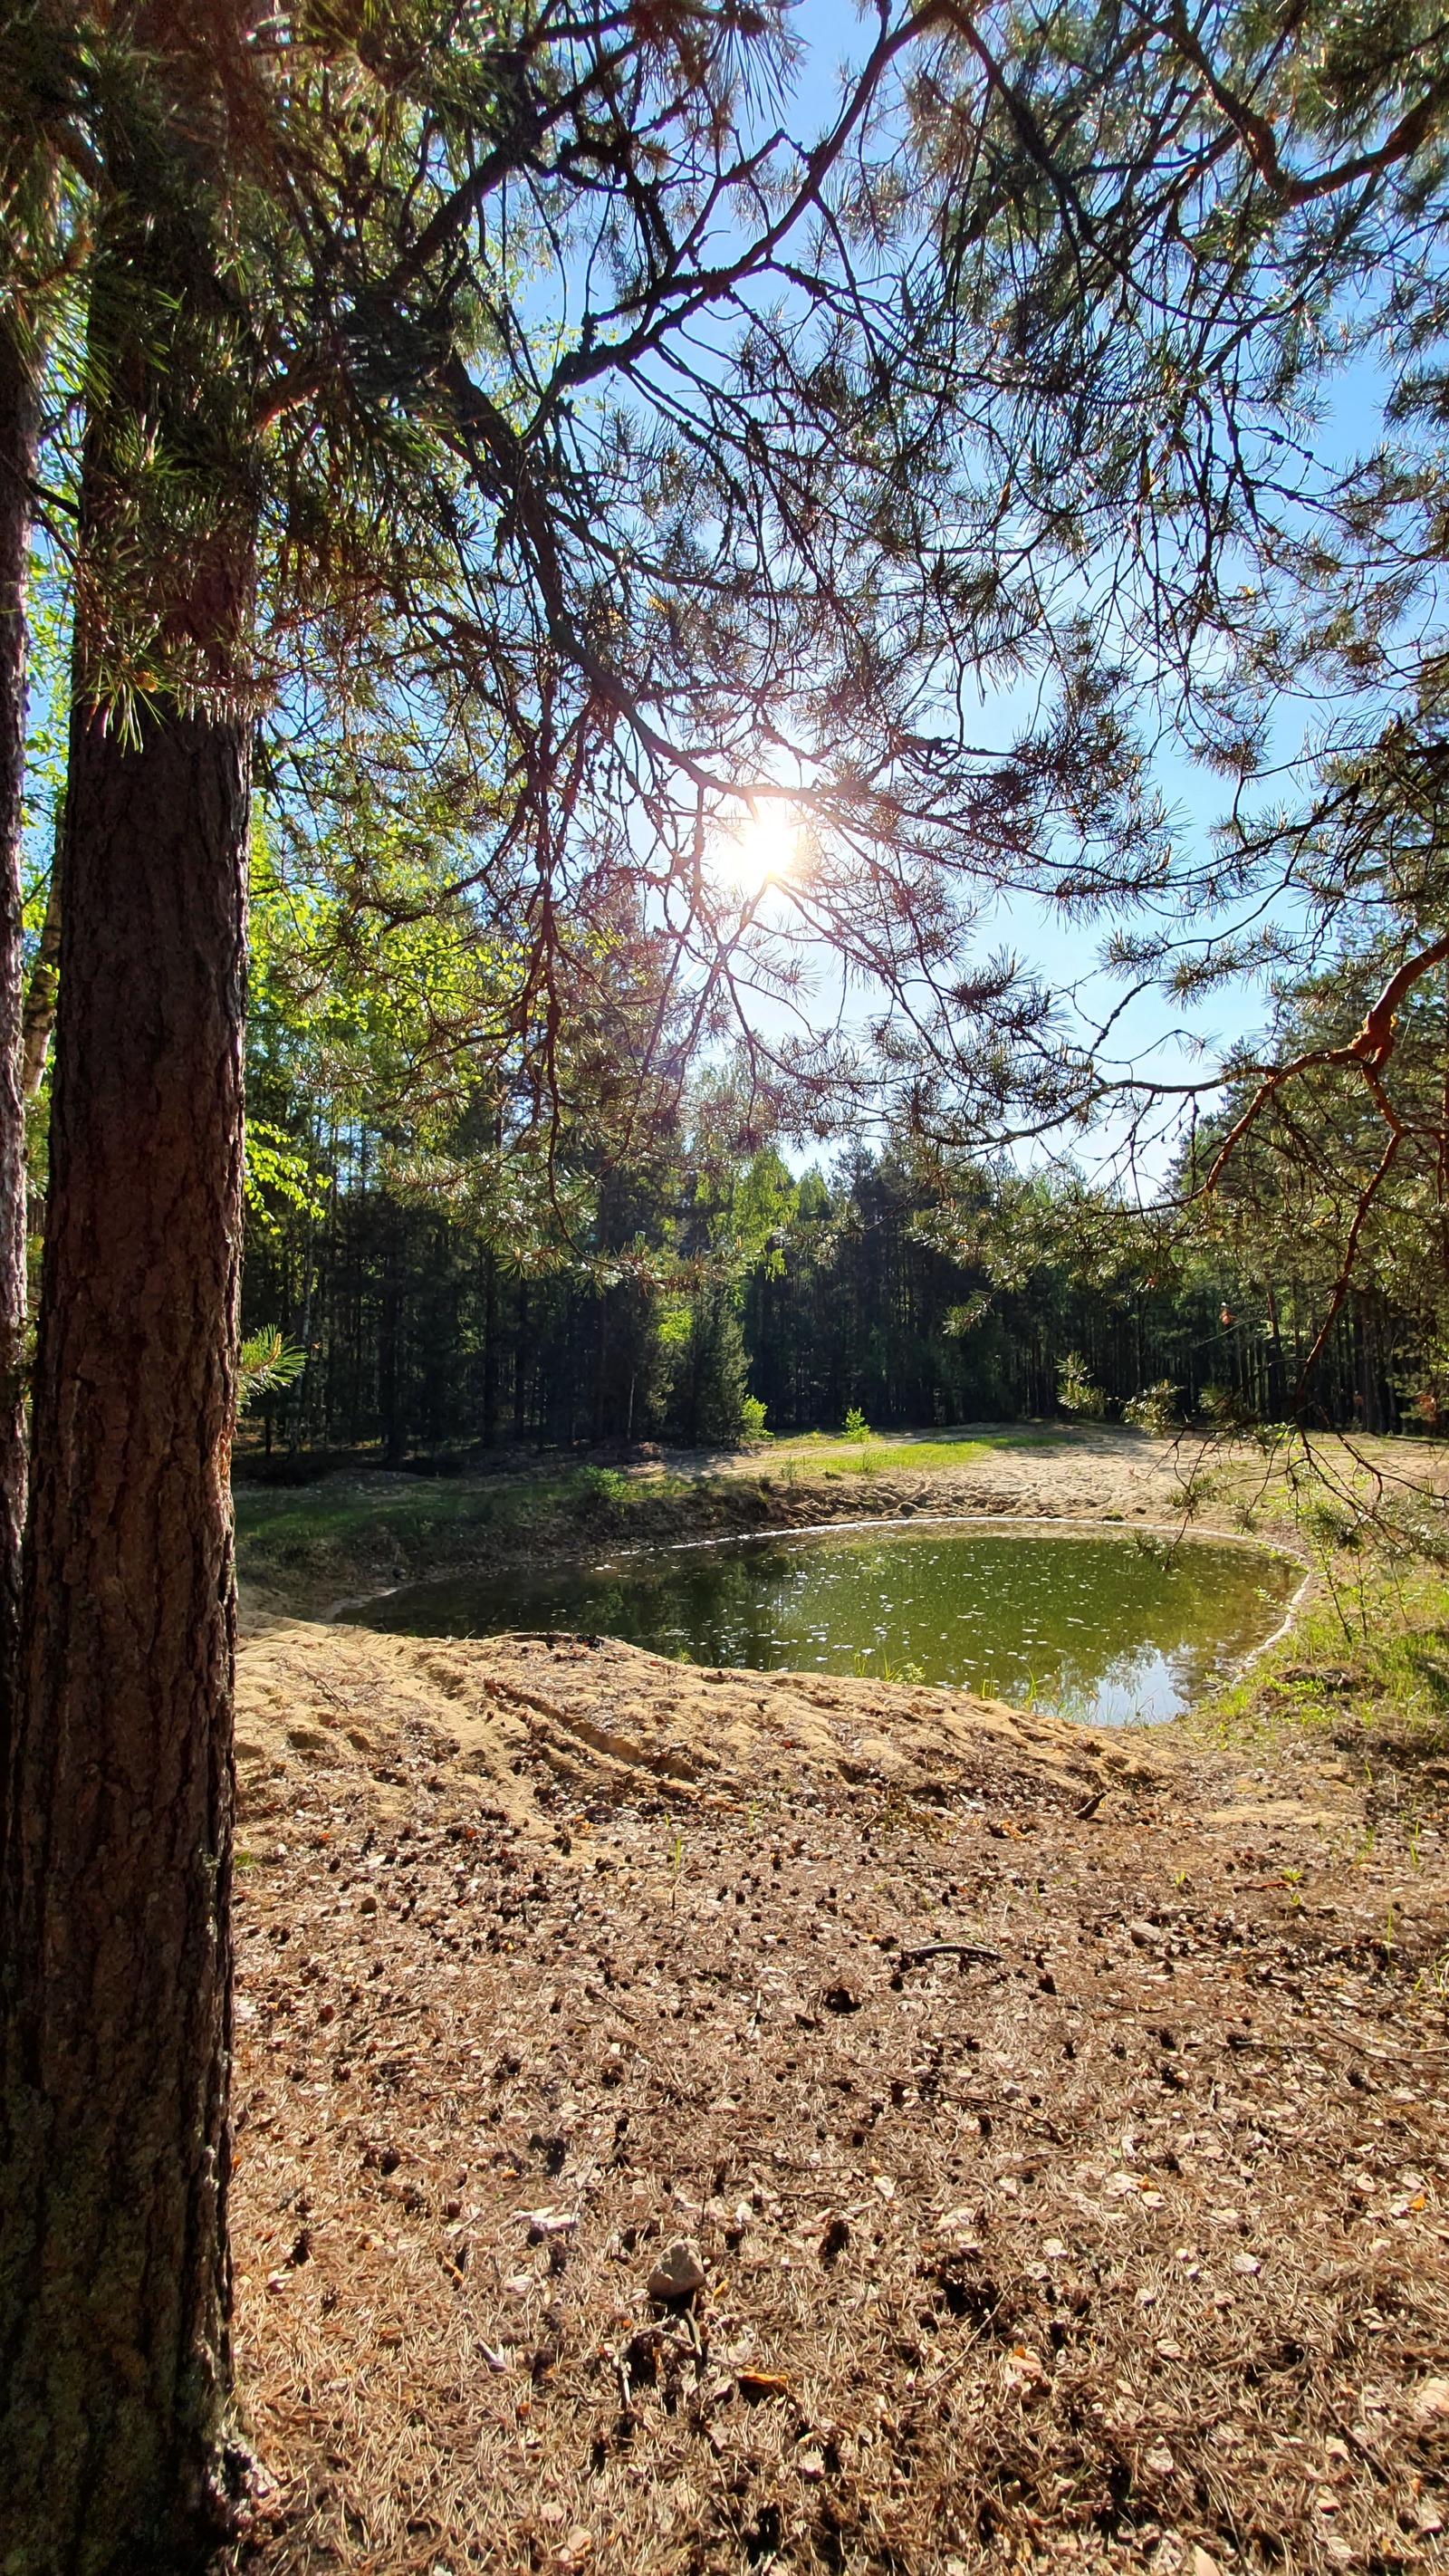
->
[235,1621,1166,1843]
[225,1635,1449,2576]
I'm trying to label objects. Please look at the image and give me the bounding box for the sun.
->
[722,803,800,898]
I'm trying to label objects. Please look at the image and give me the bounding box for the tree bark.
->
[482,1245,498,1447]
[378,1197,406,1466]
[0,696,250,2570]
[0,318,38,1796]
[514,1283,529,1440]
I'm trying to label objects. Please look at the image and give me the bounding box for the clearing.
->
[226,1431,1449,2576]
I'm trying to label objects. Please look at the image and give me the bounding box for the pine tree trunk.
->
[0,695,249,2570]
[379,1198,406,1466]
[482,1245,498,1447]
[0,318,38,1787]
[514,1283,529,1440]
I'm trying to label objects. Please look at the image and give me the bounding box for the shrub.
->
[578,1463,628,1504]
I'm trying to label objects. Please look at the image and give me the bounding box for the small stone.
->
[1192,2550,1224,2576]
[1232,2254,1261,2275]
[1412,2376,1449,2423]
[1041,2237,1069,2260]
[647,2236,705,2301]
[1144,2444,1176,2476]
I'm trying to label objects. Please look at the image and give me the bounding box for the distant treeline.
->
[239,1149,1415,1467]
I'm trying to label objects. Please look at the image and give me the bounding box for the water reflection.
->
[354,1523,1301,1727]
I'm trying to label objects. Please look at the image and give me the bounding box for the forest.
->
[3,2,1449,2571]
[242,1132,1426,1462]
[240,930,1447,1462]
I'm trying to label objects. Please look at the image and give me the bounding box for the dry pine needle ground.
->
[224,1627,1449,2576]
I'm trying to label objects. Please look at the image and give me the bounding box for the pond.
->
[351,1519,1304,1726]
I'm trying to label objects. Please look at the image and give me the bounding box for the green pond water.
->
[353,1522,1302,1726]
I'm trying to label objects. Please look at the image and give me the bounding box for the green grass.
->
[233,1460,677,1591]
[234,1423,1068,1578]
[1188,1548,1449,1787]
[232,1424,1074,1600]
[764,1427,1067,1475]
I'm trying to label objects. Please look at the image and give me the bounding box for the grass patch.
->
[1188,1547,1449,1801]
[765,1427,1067,1475]
[233,1460,686,1596]
[233,1426,1072,1596]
